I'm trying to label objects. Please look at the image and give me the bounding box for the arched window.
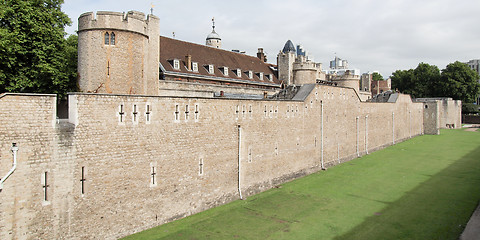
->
[111,32,115,45]
[104,32,110,45]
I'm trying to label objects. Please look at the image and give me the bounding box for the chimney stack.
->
[257,48,266,62]
[185,55,192,71]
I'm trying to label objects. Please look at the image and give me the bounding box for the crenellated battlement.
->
[78,11,159,36]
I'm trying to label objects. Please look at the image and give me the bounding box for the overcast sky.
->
[63,0,480,77]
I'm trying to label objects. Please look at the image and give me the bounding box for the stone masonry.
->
[0,85,424,239]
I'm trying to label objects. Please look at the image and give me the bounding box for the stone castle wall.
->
[0,86,424,239]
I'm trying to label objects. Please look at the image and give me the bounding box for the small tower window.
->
[104,32,110,45]
[111,32,115,45]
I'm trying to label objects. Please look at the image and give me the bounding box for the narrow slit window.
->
[119,104,125,122]
[194,104,199,121]
[104,32,110,45]
[151,166,157,185]
[132,104,138,123]
[42,172,49,202]
[80,167,86,195]
[248,147,252,163]
[185,105,189,121]
[199,158,204,175]
[111,32,115,45]
[175,104,180,121]
[146,104,151,123]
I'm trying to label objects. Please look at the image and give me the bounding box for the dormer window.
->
[192,62,198,72]
[221,66,229,76]
[246,70,253,79]
[268,74,273,82]
[173,59,180,70]
[256,72,264,81]
[206,64,215,74]
[236,69,242,77]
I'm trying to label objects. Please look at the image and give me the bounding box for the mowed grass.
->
[123,129,480,240]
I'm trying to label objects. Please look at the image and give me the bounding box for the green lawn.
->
[123,129,480,240]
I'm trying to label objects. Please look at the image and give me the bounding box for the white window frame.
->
[173,59,180,70]
[236,69,242,77]
[192,62,198,72]
[258,72,264,81]
[223,67,229,76]
[248,71,253,79]
[208,64,214,74]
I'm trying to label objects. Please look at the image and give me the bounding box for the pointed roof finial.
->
[212,17,215,30]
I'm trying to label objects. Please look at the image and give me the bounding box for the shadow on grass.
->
[334,145,480,240]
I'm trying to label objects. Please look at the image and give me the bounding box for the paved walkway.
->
[460,203,480,240]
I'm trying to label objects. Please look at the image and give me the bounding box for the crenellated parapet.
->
[78,11,157,37]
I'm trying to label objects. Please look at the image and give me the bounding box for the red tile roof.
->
[159,36,280,87]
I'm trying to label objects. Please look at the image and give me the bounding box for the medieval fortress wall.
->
[0,86,425,239]
[0,10,462,240]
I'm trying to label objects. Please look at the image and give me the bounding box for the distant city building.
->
[465,59,480,105]
[327,56,360,76]
[297,45,306,56]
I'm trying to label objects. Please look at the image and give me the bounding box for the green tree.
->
[391,63,443,99]
[438,61,480,103]
[372,72,384,81]
[0,0,77,98]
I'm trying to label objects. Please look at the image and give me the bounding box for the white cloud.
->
[63,0,480,77]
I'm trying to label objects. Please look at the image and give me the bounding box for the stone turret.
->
[277,40,296,86]
[206,18,221,48]
[293,55,324,85]
[77,11,160,95]
[329,70,360,93]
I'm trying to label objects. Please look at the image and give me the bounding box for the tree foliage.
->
[391,62,480,102]
[0,0,77,99]
[372,72,384,81]
[439,61,480,103]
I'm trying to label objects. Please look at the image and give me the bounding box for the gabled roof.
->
[159,36,280,86]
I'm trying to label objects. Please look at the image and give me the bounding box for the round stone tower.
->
[206,18,221,48]
[77,11,160,95]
